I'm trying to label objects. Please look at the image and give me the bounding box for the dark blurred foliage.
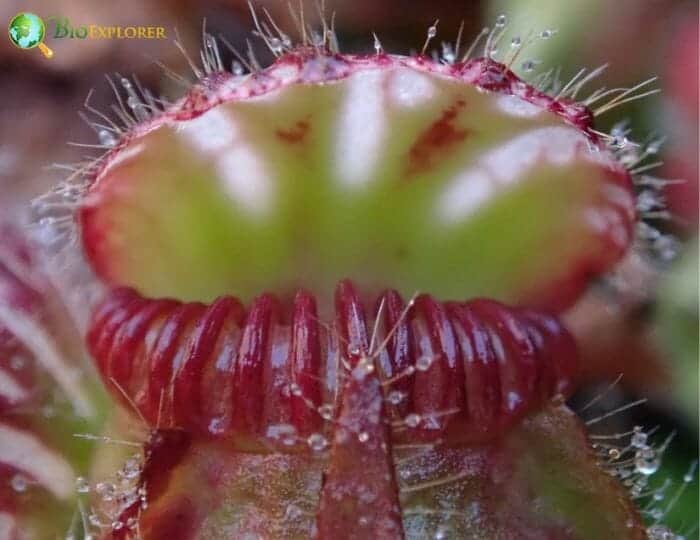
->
[0,0,697,533]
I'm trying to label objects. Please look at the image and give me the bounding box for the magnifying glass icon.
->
[8,12,54,59]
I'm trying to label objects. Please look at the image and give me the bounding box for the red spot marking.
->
[407,99,469,175]
[276,120,310,144]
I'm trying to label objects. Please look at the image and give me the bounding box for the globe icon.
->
[8,12,53,57]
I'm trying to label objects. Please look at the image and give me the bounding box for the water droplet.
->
[318,404,334,421]
[265,423,298,446]
[88,513,103,527]
[387,390,405,405]
[635,449,660,475]
[619,147,640,167]
[653,491,665,501]
[637,222,661,241]
[232,61,245,76]
[307,433,328,451]
[38,216,55,227]
[608,448,621,460]
[435,525,450,539]
[404,413,421,428]
[427,25,438,39]
[495,14,507,28]
[683,473,694,483]
[111,521,124,531]
[609,135,628,149]
[654,235,679,261]
[120,77,132,90]
[511,36,522,48]
[289,382,303,396]
[61,185,82,199]
[310,31,324,47]
[521,60,537,72]
[637,477,650,489]
[609,122,624,136]
[631,427,648,448]
[540,29,555,39]
[121,456,141,480]
[208,416,226,435]
[11,474,27,492]
[98,130,117,148]
[358,431,369,443]
[75,476,90,493]
[96,481,116,501]
[416,355,434,372]
[441,43,455,64]
[269,37,283,54]
[126,95,149,121]
[134,105,149,122]
[638,190,661,213]
[285,503,303,521]
[646,141,662,154]
[352,357,374,380]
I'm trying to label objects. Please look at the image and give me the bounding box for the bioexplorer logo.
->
[8,12,167,59]
[8,12,53,58]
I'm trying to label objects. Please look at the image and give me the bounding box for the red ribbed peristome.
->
[87,280,577,447]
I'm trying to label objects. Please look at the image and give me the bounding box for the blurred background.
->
[1,0,697,533]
